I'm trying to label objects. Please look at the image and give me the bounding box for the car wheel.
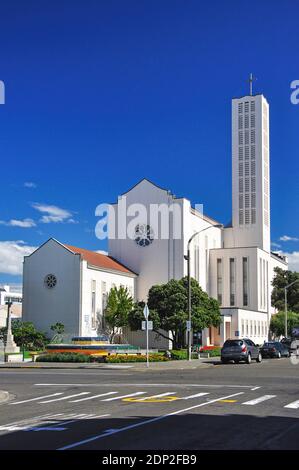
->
[221,358,228,364]
[234,360,239,364]
[246,353,252,364]
[277,351,281,359]
[256,352,262,363]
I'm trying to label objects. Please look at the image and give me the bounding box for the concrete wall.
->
[22,239,81,337]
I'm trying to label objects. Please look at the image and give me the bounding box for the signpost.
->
[143,304,150,368]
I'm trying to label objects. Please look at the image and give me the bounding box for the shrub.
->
[170,349,188,360]
[106,353,168,363]
[36,353,91,363]
[199,347,221,357]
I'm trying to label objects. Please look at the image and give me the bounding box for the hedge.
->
[106,353,168,363]
[200,347,221,357]
[36,353,91,363]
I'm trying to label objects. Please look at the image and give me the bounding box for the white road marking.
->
[0,413,111,433]
[86,414,111,419]
[251,387,261,391]
[139,392,176,400]
[242,395,276,405]
[58,392,245,450]
[284,400,299,409]
[39,392,90,403]
[70,392,118,402]
[35,383,257,388]
[102,392,145,401]
[182,392,210,400]
[9,393,64,405]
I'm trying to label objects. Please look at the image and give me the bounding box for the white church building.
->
[22,90,287,348]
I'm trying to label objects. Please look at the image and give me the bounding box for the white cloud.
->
[24,182,37,188]
[284,252,299,272]
[275,250,299,272]
[0,241,37,275]
[279,235,299,242]
[271,242,281,248]
[32,203,75,224]
[0,218,36,228]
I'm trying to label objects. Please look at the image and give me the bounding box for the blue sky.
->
[0,0,299,284]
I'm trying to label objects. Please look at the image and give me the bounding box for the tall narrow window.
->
[229,258,235,306]
[194,244,200,281]
[217,258,223,305]
[243,257,249,306]
[101,281,107,331]
[91,280,96,329]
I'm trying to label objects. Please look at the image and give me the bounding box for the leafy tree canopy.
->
[270,311,299,337]
[271,267,299,313]
[0,320,48,351]
[128,277,221,349]
[104,286,134,342]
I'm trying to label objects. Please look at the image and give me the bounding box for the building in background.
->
[0,285,23,328]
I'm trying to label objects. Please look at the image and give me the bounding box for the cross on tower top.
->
[248,73,257,96]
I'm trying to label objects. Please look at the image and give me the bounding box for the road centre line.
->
[35,383,257,388]
[58,392,245,450]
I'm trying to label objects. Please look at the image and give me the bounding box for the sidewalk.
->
[0,358,216,370]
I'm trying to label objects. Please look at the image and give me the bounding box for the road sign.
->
[143,304,149,319]
[142,320,153,331]
[186,321,191,331]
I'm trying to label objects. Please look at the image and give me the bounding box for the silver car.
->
[221,338,262,364]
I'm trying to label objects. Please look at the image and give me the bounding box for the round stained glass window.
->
[44,274,57,289]
[134,224,154,247]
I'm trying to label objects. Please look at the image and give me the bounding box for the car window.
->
[223,340,243,347]
[245,339,254,346]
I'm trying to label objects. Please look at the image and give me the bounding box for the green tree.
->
[0,321,48,351]
[50,322,65,335]
[270,311,299,337]
[128,277,221,349]
[104,286,134,342]
[271,267,299,313]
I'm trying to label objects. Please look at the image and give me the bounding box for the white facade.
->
[22,90,288,347]
[23,239,136,338]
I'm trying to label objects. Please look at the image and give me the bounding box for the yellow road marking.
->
[218,399,237,403]
[123,396,179,403]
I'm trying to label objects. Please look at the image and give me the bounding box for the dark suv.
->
[221,338,262,364]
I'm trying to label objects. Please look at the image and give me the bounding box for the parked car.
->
[221,338,262,364]
[260,341,290,358]
[280,337,292,352]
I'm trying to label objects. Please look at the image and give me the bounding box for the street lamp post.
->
[284,279,299,338]
[184,223,223,361]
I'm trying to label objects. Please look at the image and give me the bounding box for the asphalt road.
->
[0,358,299,450]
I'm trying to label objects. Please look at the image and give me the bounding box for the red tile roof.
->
[63,244,136,275]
